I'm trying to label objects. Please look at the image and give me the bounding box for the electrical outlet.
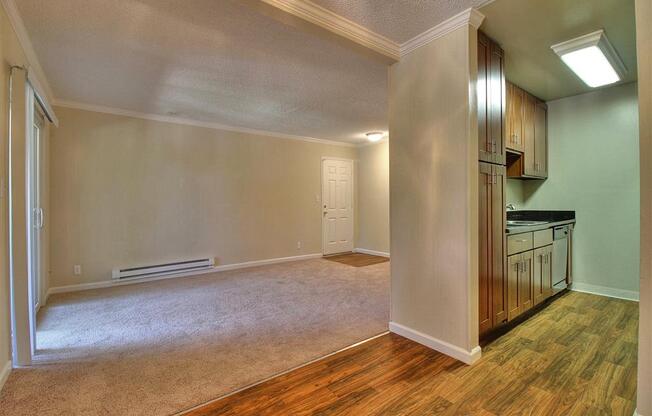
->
[74,265,82,275]
[297,241,302,250]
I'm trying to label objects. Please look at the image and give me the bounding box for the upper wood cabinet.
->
[534,101,548,177]
[522,93,536,176]
[479,162,507,337]
[506,83,524,152]
[505,82,548,179]
[478,32,505,165]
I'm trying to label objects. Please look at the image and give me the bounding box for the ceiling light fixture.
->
[551,30,626,88]
[365,132,384,142]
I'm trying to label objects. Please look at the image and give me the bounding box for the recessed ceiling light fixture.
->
[551,30,626,88]
[365,132,384,142]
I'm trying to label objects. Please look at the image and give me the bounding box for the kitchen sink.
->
[506,220,549,226]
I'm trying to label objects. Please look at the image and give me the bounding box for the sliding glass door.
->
[26,91,46,354]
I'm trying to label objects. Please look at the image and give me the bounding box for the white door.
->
[322,159,354,255]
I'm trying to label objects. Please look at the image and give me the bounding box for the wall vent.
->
[111,258,215,280]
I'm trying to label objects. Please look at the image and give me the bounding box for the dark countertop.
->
[506,210,576,234]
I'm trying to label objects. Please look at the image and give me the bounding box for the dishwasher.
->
[552,225,570,293]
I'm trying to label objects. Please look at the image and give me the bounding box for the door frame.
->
[9,77,47,366]
[320,157,355,256]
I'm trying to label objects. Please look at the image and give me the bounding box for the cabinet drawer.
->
[507,232,533,255]
[533,229,553,248]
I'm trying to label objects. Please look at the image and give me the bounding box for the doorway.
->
[321,158,354,255]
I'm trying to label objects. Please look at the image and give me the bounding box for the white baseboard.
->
[47,253,322,297]
[0,360,11,393]
[354,248,390,258]
[389,321,481,365]
[570,282,639,302]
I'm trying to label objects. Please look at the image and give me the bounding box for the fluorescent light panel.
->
[551,30,626,88]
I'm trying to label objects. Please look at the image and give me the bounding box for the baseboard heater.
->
[112,258,215,280]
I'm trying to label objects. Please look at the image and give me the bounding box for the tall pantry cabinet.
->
[478,31,507,337]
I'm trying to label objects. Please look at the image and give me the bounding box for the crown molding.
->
[53,100,358,148]
[258,2,487,61]
[259,0,400,61]
[400,8,486,56]
[0,0,55,101]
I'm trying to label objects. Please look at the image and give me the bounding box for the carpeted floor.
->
[0,258,389,416]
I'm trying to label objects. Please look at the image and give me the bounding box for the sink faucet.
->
[506,204,516,211]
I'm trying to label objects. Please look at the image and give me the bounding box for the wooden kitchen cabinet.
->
[533,245,553,306]
[519,250,534,314]
[507,254,521,321]
[523,93,537,176]
[505,82,548,179]
[479,162,507,336]
[506,230,556,322]
[507,250,534,321]
[477,31,507,338]
[506,82,524,152]
[534,100,548,177]
[478,32,505,165]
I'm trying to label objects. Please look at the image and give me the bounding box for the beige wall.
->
[636,0,651,414]
[388,24,479,360]
[49,107,358,287]
[506,83,640,295]
[357,141,389,254]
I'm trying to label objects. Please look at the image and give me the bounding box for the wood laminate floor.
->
[184,291,638,416]
[325,253,390,267]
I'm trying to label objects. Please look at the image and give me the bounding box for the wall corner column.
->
[636,0,652,414]
[388,8,483,364]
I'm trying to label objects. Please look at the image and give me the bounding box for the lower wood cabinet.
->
[479,162,507,336]
[507,251,533,321]
[506,231,554,322]
[533,245,553,306]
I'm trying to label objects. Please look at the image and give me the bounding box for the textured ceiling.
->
[17,0,636,142]
[311,0,490,43]
[481,0,637,101]
[16,0,388,144]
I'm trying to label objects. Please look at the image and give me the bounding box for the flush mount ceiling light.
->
[365,132,384,142]
[551,30,626,88]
